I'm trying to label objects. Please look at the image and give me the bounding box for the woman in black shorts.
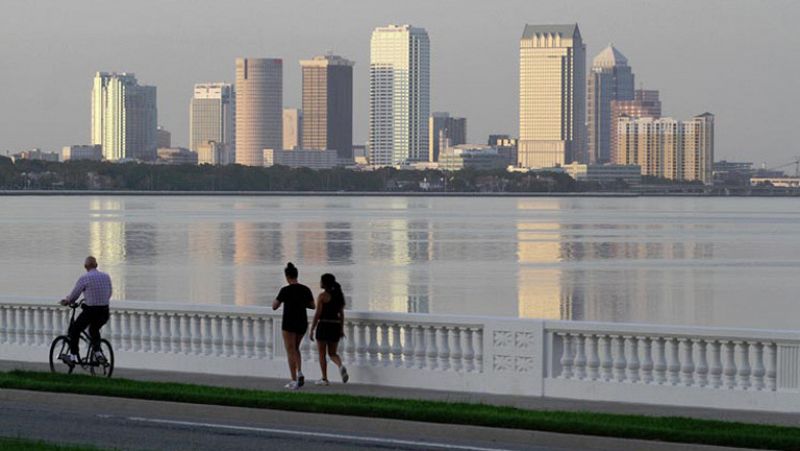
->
[272,262,314,390]
[310,273,349,385]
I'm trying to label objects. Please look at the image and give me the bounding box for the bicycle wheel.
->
[90,339,114,378]
[49,336,75,375]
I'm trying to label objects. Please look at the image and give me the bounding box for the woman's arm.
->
[271,298,281,310]
[310,293,326,340]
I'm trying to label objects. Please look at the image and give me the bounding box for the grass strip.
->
[0,370,797,450]
[0,437,106,451]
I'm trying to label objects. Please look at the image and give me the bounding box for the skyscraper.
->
[428,113,466,162]
[282,108,302,150]
[369,25,430,166]
[587,45,634,164]
[518,24,586,168]
[190,83,234,155]
[609,89,661,163]
[91,72,157,161]
[300,55,354,160]
[235,58,282,166]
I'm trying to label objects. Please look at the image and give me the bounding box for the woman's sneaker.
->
[315,379,330,386]
[297,371,305,387]
[340,366,349,383]
[284,381,299,390]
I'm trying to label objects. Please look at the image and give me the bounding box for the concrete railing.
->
[1,298,799,412]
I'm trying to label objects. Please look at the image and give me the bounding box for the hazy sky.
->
[2,0,797,167]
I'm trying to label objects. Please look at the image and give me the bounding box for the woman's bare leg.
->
[282,331,297,380]
[327,341,343,368]
[294,333,304,375]
[317,341,328,380]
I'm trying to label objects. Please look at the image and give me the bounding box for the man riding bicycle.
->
[59,256,112,364]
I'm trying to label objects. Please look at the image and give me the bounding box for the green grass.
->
[0,437,105,451]
[1,370,798,450]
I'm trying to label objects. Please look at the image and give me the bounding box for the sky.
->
[1,0,798,167]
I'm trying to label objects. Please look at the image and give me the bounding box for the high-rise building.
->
[428,113,466,162]
[282,108,302,150]
[617,113,714,184]
[91,72,157,161]
[235,58,282,166]
[518,24,586,168]
[190,83,234,156]
[301,55,354,160]
[157,126,172,148]
[369,24,430,166]
[61,145,102,162]
[587,45,634,164]
[610,89,661,163]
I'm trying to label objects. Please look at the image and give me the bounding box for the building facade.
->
[617,113,714,184]
[587,45,634,164]
[282,108,302,150]
[235,58,282,166]
[157,126,171,148]
[428,112,466,162]
[91,72,157,161]
[438,145,507,171]
[518,24,586,168]
[263,148,339,169]
[369,25,430,166]
[562,162,642,187]
[609,89,661,163]
[301,55,354,160]
[157,147,198,165]
[190,83,235,157]
[197,141,234,166]
[61,145,103,162]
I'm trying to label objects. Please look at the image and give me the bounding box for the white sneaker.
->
[315,379,330,386]
[285,381,299,390]
[297,371,305,387]
[340,366,349,383]
[94,351,107,363]
[60,354,78,365]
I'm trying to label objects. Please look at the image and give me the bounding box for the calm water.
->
[1,195,799,330]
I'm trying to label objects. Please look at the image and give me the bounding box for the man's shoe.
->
[93,351,107,364]
[60,354,78,365]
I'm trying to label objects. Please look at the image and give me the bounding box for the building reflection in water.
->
[233,221,283,306]
[89,199,127,301]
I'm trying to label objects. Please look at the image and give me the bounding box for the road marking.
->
[124,416,517,451]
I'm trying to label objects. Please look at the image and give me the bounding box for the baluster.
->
[356,322,368,366]
[402,324,414,368]
[709,340,723,388]
[225,316,236,357]
[737,342,751,390]
[573,334,587,379]
[266,317,275,360]
[640,337,654,384]
[765,342,777,391]
[152,314,163,353]
[367,323,379,365]
[391,324,403,367]
[679,338,695,386]
[344,321,356,363]
[425,326,438,370]
[243,317,254,358]
[232,317,243,358]
[141,312,152,352]
[586,334,600,380]
[212,316,223,356]
[414,324,426,369]
[130,312,141,352]
[462,327,475,372]
[559,333,574,379]
[438,326,451,371]
[120,312,130,352]
[613,335,627,382]
[199,315,210,356]
[600,335,613,381]
[43,309,54,348]
[627,336,640,383]
[474,327,484,372]
[752,342,766,391]
[252,318,264,359]
[667,338,680,385]
[160,314,170,353]
[177,315,188,354]
[450,327,463,372]
[12,308,22,345]
[22,308,32,346]
[0,308,7,344]
[379,323,391,366]
[723,341,737,389]
[695,339,709,387]
[33,308,43,347]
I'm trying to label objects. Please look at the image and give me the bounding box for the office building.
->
[91,72,157,161]
[157,147,198,165]
[235,58,282,166]
[438,145,506,171]
[428,112,466,162]
[587,45,634,164]
[488,134,518,167]
[263,148,338,169]
[61,145,102,162]
[157,126,171,148]
[11,148,59,163]
[301,55,354,160]
[617,113,714,184]
[518,24,586,168]
[609,89,661,163]
[369,24,430,166]
[197,141,234,166]
[562,162,642,187]
[282,108,302,150]
[190,83,234,155]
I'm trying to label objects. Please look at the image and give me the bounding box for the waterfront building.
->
[263,148,338,169]
[428,113,466,162]
[197,141,234,166]
[11,148,59,163]
[301,55,354,160]
[438,145,506,171]
[282,108,302,150]
[157,147,198,165]
[61,145,102,162]
[609,89,661,163]
[561,162,642,187]
[617,113,714,184]
[190,83,235,156]
[751,177,800,188]
[235,58,282,166]
[488,135,519,167]
[518,24,586,168]
[587,45,634,164]
[369,24,430,166]
[91,72,157,161]
[157,126,171,148]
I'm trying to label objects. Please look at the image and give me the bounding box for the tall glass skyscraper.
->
[235,58,282,166]
[190,83,234,155]
[300,54,354,160]
[587,45,634,164]
[518,24,585,168]
[369,25,430,166]
[91,72,157,161]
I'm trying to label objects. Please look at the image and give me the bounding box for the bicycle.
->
[49,299,115,377]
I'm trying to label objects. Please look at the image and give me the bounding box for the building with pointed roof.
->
[587,44,634,164]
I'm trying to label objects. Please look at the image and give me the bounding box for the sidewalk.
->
[2,359,798,428]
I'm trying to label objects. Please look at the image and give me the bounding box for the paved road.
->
[0,389,743,451]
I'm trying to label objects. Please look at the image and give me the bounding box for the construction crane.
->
[767,157,800,177]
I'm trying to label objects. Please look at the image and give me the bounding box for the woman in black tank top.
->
[272,263,314,390]
[310,273,349,385]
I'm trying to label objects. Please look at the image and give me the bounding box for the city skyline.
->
[1,0,796,166]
